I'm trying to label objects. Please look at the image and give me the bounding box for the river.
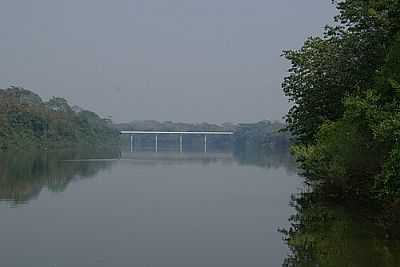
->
[0,148,399,266]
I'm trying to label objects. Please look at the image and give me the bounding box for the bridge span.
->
[120,131,234,153]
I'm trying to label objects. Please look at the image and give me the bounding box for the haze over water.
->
[0,148,299,267]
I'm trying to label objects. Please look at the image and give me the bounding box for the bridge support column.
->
[180,135,183,153]
[204,135,207,153]
[130,135,133,153]
[155,135,158,153]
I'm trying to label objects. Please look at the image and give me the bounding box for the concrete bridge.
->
[120,131,234,153]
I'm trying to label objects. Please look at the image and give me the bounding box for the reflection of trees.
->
[233,145,297,174]
[121,152,234,167]
[281,192,400,267]
[0,148,119,204]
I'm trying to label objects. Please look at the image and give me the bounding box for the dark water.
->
[1,148,400,266]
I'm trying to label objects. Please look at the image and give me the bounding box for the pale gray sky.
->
[0,0,336,123]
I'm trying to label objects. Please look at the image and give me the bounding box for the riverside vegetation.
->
[281,1,400,265]
[283,0,400,207]
[0,86,289,153]
[0,87,119,150]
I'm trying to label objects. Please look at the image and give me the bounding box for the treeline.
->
[0,87,290,153]
[114,120,236,132]
[283,0,400,203]
[232,121,293,171]
[117,119,290,152]
[233,120,290,152]
[117,120,232,151]
[0,87,118,150]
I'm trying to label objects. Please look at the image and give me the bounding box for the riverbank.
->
[0,87,119,151]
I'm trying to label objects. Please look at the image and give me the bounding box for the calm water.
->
[2,149,399,266]
[0,149,299,267]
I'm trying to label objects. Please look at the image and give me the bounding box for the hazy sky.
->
[0,0,336,123]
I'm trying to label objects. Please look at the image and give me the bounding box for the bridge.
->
[120,131,234,153]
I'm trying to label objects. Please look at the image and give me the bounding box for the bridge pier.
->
[204,135,207,153]
[130,135,133,152]
[155,135,158,152]
[179,135,183,153]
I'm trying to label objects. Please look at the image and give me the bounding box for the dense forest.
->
[0,87,119,150]
[281,1,400,260]
[283,0,400,204]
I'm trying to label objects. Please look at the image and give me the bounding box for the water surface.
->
[0,149,299,267]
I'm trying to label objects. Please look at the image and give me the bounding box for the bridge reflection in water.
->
[120,152,234,166]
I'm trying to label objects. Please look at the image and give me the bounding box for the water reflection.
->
[121,151,234,167]
[234,147,296,174]
[281,191,400,267]
[2,146,400,265]
[0,147,294,205]
[0,148,119,205]
[0,146,299,266]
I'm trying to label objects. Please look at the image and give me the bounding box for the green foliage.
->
[0,87,118,150]
[232,121,294,170]
[283,0,400,203]
[233,120,289,152]
[293,91,392,196]
[282,9,387,143]
[377,34,400,99]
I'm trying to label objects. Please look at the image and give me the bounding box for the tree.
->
[0,87,118,150]
[283,0,400,202]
